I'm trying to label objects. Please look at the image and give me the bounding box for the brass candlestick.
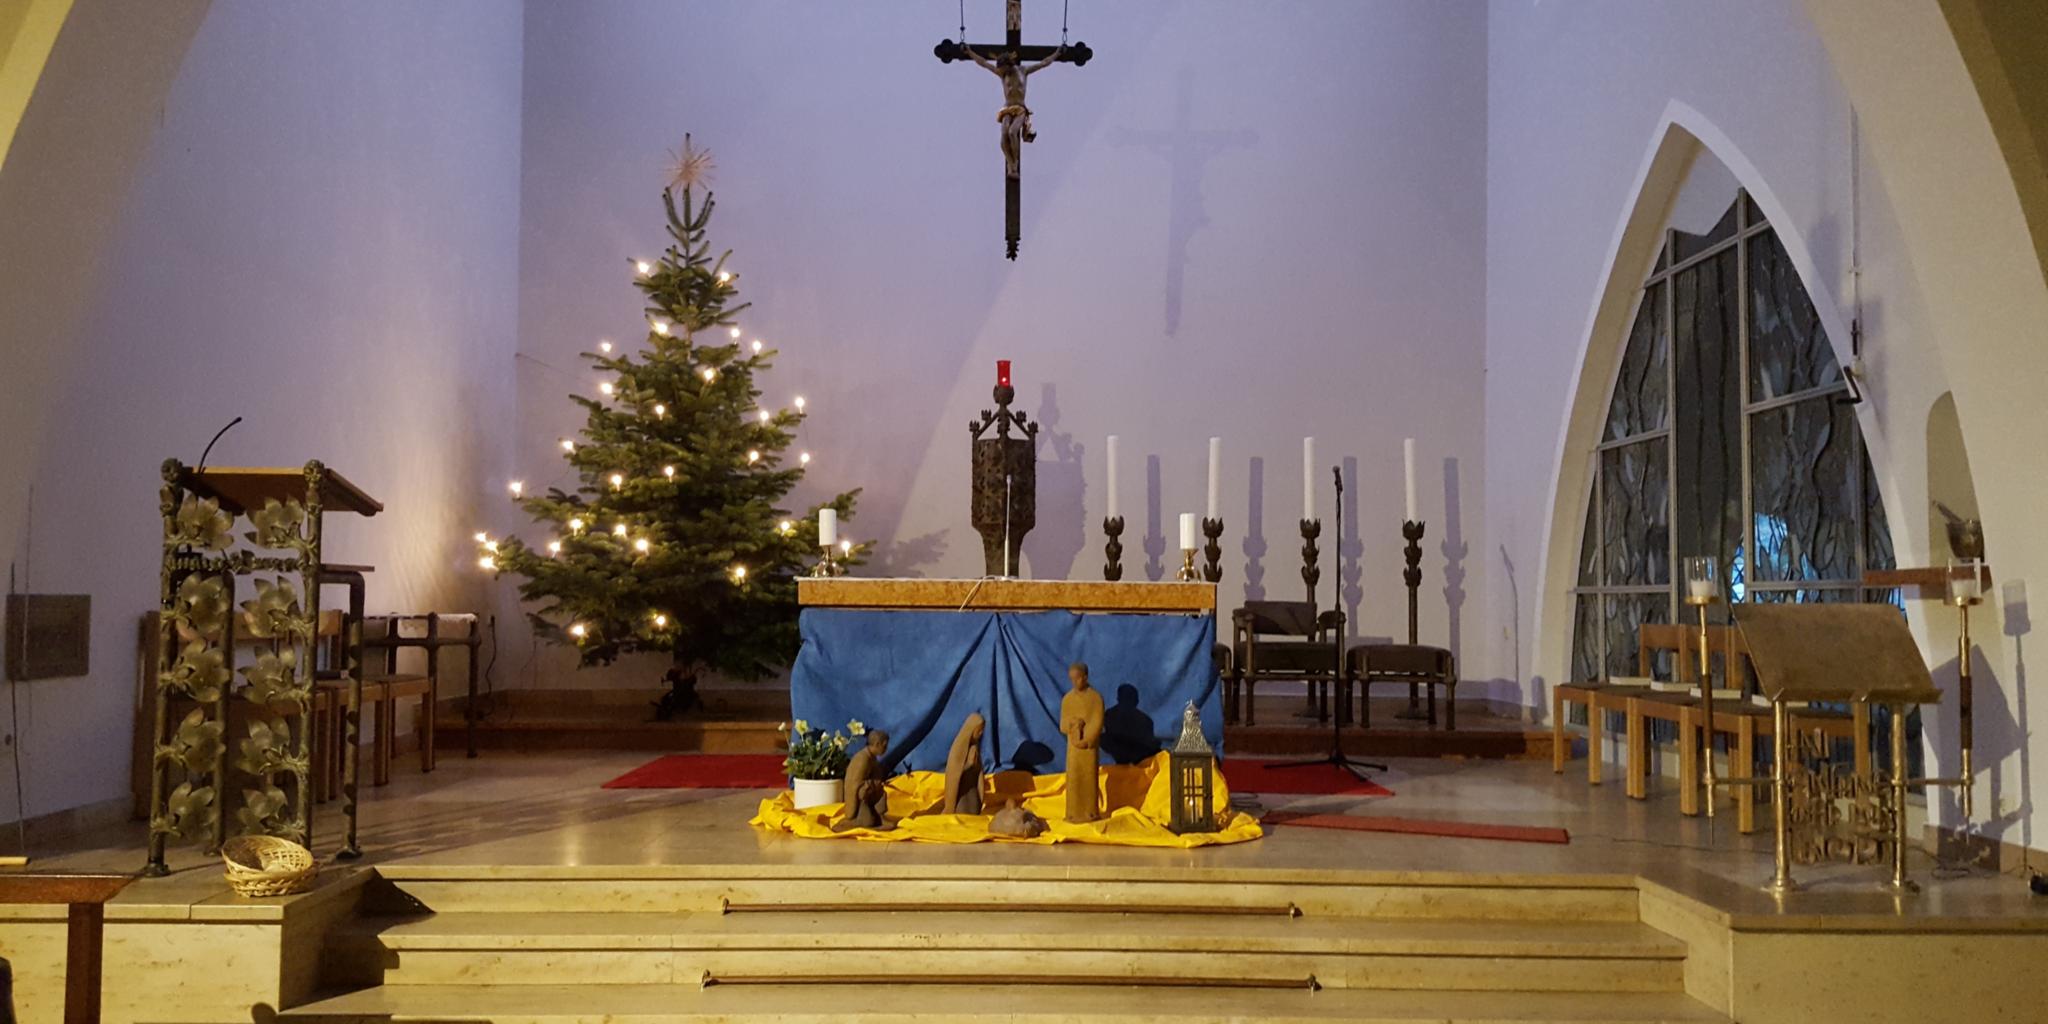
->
[1767,697,1797,893]
[1202,517,1224,583]
[1177,548,1198,582]
[1103,516,1124,581]
[1684,555,1721,819]
[811,546,840,578]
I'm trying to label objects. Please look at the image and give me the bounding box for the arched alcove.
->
[1531,106,1902,702]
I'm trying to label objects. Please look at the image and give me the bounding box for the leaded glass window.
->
[1569,194,1897,692]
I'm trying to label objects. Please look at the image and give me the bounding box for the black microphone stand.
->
[1270,465,1385,780]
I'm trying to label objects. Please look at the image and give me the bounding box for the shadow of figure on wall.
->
[1441,457,1467,662]
[1114,68,1258,337]
[1242,456,1267,601]
[1143,454,1166,581]
[1007,739,1056,775]
[1023,383,1086,580]
[1100,684,1161,765]
[869,530,950,578]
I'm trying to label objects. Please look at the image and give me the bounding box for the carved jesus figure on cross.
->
[961,42,1065,180]
[935,0,1093,259]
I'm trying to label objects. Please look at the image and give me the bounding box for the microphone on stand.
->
[197,416,243,473]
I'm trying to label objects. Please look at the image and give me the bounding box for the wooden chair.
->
[1226,601,1343,726]
[1348,644,1458,729]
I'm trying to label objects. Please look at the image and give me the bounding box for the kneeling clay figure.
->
[834,729,892,832]
[941,712,986,815]
[988,799,1047,838]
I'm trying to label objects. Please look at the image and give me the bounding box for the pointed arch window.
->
[1570,192,1897,687]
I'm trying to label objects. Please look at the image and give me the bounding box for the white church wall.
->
[507,2,1493,694]
[1486,0,2044,842]
[0,0,525,821]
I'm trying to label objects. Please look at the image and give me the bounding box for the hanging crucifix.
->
[936,0,1093,259]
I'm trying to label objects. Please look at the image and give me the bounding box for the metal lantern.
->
[1167,701,1217,834]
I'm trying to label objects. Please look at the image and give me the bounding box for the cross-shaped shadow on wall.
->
[1115,68,1258,337]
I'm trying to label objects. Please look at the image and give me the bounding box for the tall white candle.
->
[1302,437,1317,521]
[1179,512,1198,551]
[1206,437,1221,519]
[818,508,838,548]
[1105,435,1120,521]
[1403,438,1418,523]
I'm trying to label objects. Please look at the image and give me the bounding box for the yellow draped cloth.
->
[750,751,1262,848]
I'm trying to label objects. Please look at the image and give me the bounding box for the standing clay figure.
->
[988,798,1048,838]
[942,713,987,815]
[1060,662,1106,823]
[834,729,891,832]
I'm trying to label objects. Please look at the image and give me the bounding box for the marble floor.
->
[37,744,2048,926]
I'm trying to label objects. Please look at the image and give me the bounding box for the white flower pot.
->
[791,777,843,810]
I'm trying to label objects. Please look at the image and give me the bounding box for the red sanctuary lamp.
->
[996,359,1011,388]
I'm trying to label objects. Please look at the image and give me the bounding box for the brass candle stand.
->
[811,546,844,578]
[1176,548,1199,582]
[1202,517,1224,583]
[1950,576,1981,819]
[1299,519,1321,598]
[1687,591,1718,819]
[1102,515,1124,581]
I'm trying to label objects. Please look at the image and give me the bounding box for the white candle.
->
[1687,578,1717,600]
[1179,512,1198,551]
[1106,435,1120,521]
[1302,437,1317,521]
[818,508,838,548]
[1403,437,1418,523]
[1206,437,1221,519]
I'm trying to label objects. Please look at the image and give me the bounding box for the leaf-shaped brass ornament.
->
[172,574,229,638]
[239,578,305,640]
[167,495,234,551]
[172,708,224,772]
[235,714,292,775]
[164,640,230,702]
[243,498,307,550]
[163,781,218,838]
[235,785,290,833]
[240,648,302,706]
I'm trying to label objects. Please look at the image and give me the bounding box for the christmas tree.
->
[484,138,862,716]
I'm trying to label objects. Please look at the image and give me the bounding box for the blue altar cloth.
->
[791,609,1222,775]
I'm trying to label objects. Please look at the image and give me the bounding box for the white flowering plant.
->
[780,718,866,780]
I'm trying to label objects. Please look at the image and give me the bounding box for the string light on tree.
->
[794,396,806,411]
[476,135,865,720]
[478,555,497,571]
[508,480,524,496]
[473,531,489,543]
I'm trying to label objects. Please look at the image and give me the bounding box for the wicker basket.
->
[221,835,317,897]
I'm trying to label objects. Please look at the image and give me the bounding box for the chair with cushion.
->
[1348,644,1458,729]
[1228,600,1343,726]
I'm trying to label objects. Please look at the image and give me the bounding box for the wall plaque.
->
[5,594,91,681]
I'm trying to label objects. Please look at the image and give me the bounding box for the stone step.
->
[370,869,1642,921]
[284,982,1732,1023]
[330,911,1684,993]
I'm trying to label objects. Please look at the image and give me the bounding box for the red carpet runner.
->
[603,754,1394,797]
[1262,811,1570,845]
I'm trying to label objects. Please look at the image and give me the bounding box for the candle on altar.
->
[1302,437,1317,521]
[1206,437,1221,519]
[996,359,1011,388]
[1403,438,1418,523]
[1106,435,1120,520]
[1179,512,1198,551]
[818,508,838,548]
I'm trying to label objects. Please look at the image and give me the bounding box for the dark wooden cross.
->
[935,0,1093,259]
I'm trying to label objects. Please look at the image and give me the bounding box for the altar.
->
[793,578,1221,775]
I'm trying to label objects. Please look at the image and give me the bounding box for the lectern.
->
[1732,603,1944,892]
[146,461,381,875]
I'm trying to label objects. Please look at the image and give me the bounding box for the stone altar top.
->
[796,578,1215,613]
